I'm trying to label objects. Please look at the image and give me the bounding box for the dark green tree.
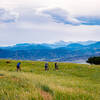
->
[87,56,100,65]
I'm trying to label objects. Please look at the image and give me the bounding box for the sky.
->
[0,0,100,46]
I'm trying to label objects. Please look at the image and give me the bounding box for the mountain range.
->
[0,40,100,63]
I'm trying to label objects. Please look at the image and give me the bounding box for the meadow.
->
[0,59,100,100]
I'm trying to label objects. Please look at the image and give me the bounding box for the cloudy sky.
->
[0,0,100,46]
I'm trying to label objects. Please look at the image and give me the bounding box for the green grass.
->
[0,59,100,100]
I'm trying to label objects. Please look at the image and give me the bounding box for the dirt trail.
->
[40,90,52,100]
[0,76,5,78]
[0,74,5,79]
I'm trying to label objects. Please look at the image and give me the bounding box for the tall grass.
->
[0,59,100,100]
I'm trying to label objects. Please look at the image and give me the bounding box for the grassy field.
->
[0,59,100,100]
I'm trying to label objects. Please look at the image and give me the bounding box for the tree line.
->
[87,56,100,65]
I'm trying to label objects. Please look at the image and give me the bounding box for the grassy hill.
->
[0,59,100,100]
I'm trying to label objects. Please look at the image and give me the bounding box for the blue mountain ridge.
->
[0,41,100,62]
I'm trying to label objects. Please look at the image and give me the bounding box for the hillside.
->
[0,59,100,100]
[0,41,100,62]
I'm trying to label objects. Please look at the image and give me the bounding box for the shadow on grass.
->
[0,73,4,76]
[41,85,53,95]
[36,83,53,96]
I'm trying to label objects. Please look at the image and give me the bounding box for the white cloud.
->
[0,8,18,23]
[0,0,100,46]
[42,8,81,25]
[0,15,100,46]
[0,0,100,17]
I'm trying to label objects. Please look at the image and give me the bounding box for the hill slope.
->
[0,59,100,100]
[0,42,100,62]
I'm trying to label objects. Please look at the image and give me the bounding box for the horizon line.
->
[0,40,99,47]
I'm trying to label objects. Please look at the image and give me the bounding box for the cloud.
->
[1,7,99,26]
[0,7,100,46]
[42,8,81,25]
[16,8,81,25]
[1,0,100,17]
[0,0,100,46]
[0,20,100,46]
[77,16,100,25]
[17,8,54,25]
[0,8,18,23]
[0,0,100,25]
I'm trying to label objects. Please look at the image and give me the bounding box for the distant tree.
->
[6,60,11,64]
[87,56,100,65]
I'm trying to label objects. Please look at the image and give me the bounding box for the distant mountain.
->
[41,40,97,48]
[41,41,72,48]
[77,40,97,45]
[0,41,100,62]
[66,43,84,49]
[53,40,71,47]
[86,42,100,48]
[1,43,51,50]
